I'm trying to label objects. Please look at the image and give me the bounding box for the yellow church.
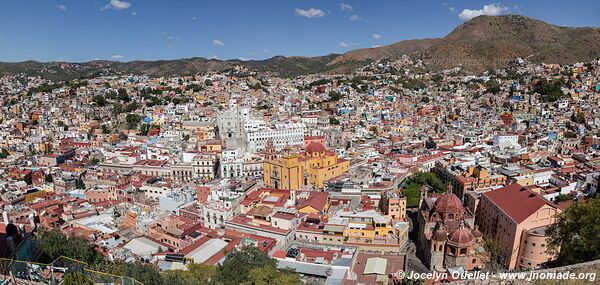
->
[263,141,349,190]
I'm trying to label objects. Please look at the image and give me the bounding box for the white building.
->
[493,133,520,150]
[217,105,305,152]
[244,122,305,152]
[202,189,243,229]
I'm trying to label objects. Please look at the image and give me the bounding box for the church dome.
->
[433,192,463,215]
[433,228,447,241]
[306,142,326,154]
[448,228,475,246]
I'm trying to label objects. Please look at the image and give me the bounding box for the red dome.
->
[433,192,463,215]
[306,142,326,154]
[433,228,447,241]
[448,228,475,245]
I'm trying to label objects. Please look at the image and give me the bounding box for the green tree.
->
[485,80,501,94]
[328,91,341,102]
[406,172,446,193]
[92,260,163,285]
[101,124,110,134]
[76,178,86,189]
[162,263,217,285]
[0,148,9,159]
[63,273,93,285]
[243,265,302,285]
[533,79,565,102]
[126,114,142,129]
[329,116,340,125]
[117,88,131,102]
[547,197,600,266]
[480,234,505,273]
[571,111,585,124]
[93,95,108,107]
[553,194,571,203]
[36,229,103,264]
[213,246,277,285]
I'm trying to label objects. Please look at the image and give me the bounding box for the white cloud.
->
[448,7,455,13]
[372,33,383,40]
[295,8,325,18]
[191,16,197,21]
[111,54,124,59]
[131,11,137,16]
[209,55,219,60]
[212,39,224,46]
[371,45,381,48]
[350,14,362,21]
[340,3,352,11]
[101,0,131,11]
[56,4,67,11]
[458,4,509,21]
[339,42,349,48]
[262,48,269,54]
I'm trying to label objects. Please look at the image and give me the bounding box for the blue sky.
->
[0,0,598,62]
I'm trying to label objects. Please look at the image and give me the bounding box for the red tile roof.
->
[482,183,557,223]
[297,191,328,212]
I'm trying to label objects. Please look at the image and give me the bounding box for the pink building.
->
[476,183,561,270]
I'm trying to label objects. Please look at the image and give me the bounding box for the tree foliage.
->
[533,79,564,102]
[92,260,163,285]
[243,265,302,285]
[213,246,276,285]
[480,234,505,273]
[547,198,600,266]
[63,273,93,285]
[162,263,217,285]
[36,228,103,264]
[406,172,446,193]
[36,231,299,285]
[126,114,142,129]
[571,111,585,124]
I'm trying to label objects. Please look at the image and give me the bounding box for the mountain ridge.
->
[1,15,599,80]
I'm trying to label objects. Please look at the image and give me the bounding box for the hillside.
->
[1,15,599,80]
[421,15,600,71]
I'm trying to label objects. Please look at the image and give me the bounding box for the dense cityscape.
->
[1,2,600,285]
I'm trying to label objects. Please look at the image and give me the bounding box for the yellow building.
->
[339,210,398,240]
[263,141,349,190]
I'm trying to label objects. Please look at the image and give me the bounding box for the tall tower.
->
[265,138,276,161]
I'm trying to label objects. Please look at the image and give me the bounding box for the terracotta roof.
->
[297,191,328,212]
[306,142,326,154]
[433,192,463,214]
[482,183,557,223]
